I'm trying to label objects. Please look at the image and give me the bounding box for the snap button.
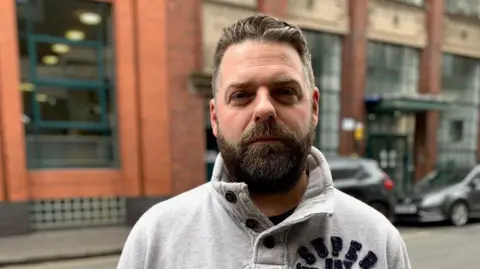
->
[263,236,275,249]
[245,219,258,229]
[225,191,237,203]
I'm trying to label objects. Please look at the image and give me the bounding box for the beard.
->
[216,119,315,195]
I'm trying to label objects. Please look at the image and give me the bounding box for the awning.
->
[365,94,452,113]
[190,72,213,99]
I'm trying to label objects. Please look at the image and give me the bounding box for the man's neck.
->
[250,173,308,217]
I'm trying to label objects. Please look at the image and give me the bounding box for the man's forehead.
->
[218,42,304,88]
[220,41,303,71]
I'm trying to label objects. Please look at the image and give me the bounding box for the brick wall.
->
[166,0,206,195]
[340,0,368,156]
[258,0,288,16]
[414,0,443,180]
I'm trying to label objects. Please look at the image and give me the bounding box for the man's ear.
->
[312,87,319,128]
[210,98,218,137]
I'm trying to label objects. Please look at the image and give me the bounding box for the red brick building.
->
[0,0,479,236]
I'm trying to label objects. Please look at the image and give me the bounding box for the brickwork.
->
[113,0,142,197]
[258,0,288,17]
[135,0,172,196]
[0,0,470,204]
[414,0,444,181]
[166,0,206,195]
[340,0,368,156]
[0,0,28,201]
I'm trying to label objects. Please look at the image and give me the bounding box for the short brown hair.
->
[211,15,314,97]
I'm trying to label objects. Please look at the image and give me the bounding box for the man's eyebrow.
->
[224,76,301,94]
[269,77,300,86]
[226,82,252,90]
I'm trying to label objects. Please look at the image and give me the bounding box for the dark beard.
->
[216,120,315,195]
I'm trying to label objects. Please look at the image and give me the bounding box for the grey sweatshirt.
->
[117,147,411,269]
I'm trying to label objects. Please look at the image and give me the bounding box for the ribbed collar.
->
[210,146,335,233]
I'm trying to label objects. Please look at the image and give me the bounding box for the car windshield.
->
[415,168,471,190]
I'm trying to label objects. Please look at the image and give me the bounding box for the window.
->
[416,168,471,189]
[331,166,369,180]
[331,168,360,180]
[445,0,480,18]
[303,30,343,155]
[16,0,116,168]
[442,54,480,91]
[437,54,480,166]
[366,42,420,96]
[390,0,424,6]
[449,120,464,143]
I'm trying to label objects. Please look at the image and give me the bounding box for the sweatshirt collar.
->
[210,147,335,233]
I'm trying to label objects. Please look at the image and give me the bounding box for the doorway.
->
[367,134,410,196]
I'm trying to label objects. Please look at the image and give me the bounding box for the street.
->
[400,221,480,268]
[3,222,480,268]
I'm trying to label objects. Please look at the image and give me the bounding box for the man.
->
[117,15,411,269]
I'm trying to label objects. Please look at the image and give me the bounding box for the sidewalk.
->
[0,226,130,266]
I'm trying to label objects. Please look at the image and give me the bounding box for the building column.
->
[478,106,480,162]
[257,0,288,17]
[0,0,28,202]
[166,0,206,195]
[339,0,369,156]
[135,0,172,197]
[0,0,30,236]
[414,0,443,181]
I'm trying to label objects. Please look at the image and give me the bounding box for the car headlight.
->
[421,194,444,207]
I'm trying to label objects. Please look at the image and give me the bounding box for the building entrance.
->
[367,134,411,196]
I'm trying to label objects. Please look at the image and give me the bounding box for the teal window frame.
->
[17,0,118,168]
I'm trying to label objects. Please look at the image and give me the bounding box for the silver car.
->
[395,165,480,226]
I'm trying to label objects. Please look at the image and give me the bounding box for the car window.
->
[416,168,472,189]
[331,168,358,180]
[331,166,370,180]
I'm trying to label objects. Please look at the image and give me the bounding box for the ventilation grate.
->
[29,197,126,230]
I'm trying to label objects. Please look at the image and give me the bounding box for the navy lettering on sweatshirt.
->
[296,236,378,269]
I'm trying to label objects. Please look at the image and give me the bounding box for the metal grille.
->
[29,197,126,230]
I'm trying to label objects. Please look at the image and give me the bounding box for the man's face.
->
[210,40,319,195]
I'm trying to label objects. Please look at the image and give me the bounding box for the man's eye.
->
[275,87,296,96]
[273,87,299,104]
[231,91,251,100]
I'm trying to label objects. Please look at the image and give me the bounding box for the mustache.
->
[240,122,294,145]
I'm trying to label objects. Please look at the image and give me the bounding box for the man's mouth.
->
[249,136,284,144]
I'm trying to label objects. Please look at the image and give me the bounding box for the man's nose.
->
[253,88,276,123]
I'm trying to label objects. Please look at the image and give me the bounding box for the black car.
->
[394,165,480,226]
[326,156,397,221]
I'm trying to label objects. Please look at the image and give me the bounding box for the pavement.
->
[0,226,130,267]
[1,222,480,268]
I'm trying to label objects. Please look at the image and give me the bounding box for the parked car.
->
[326,156,396,221]
[394,165,480,226]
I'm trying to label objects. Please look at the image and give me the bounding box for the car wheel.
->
[449,201,469,227]
[369,202,390,220]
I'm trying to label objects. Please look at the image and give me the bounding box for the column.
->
[414,0,443,181]
[339,0,369,156]
[0,0,29,237]
[257,0,288,17]
[0,0,29,201]
[166,0,206,195]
